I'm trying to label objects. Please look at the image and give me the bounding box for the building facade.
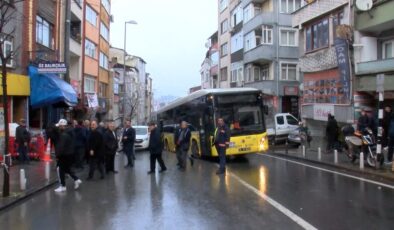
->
[292,0,353,147]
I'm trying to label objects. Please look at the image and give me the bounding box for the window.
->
[85,39,97,58]
[230,65,243,83]
[287,115,298,125]
[280,63,298,80]
[211,51,219,66]
[36,16,53,48]
[305,18,329,52]
[243,4,252,22]
[0,40,13,67]
[280,29,297,46]
[231,32,243,53]
[276,116,284,125]
[84,77,96,93]
[262,25,273,44]
[100,22,109,41]
[101,0,110,13]
[383,40,394,59]
[220,67,228,81]
[254,65,269,81]
[231,5,243,27]
[99,82,108,97]
[86,5,97,26]
[219,0,228,12]
[280,0,302,13]
[220,19,228,34]
[205,73,209,82]
[99,52,108,69]
[244,31,256,51]
[220,43,228,57]
[332,11,344,38]
[113,78,119,94]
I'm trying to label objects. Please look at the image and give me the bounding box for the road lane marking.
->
[258,153,394,190]
[228,172,318,230]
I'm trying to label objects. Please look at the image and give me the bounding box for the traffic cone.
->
[43,139,52,162]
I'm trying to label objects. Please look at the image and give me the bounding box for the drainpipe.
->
[64,0,71,83]
[276,0,280,113]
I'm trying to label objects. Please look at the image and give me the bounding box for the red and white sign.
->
[313,104,334,121]
[284,86,298,96]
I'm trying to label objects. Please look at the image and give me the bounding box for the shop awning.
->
[29,66,78,108]
[0,73,30,96]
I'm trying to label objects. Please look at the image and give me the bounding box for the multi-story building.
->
[229,2,244,88]
[292,0,353,147]
[130,56,148,124]
[145,74,153,122]
[218,0,232,88]
[82,0,111,121]
[353,0,394,111]
[243,0,301,117]
[201,32,219,89]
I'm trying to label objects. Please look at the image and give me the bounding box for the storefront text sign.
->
[334,38,351,103]
[313,104,334,121]
[37,63,67,74]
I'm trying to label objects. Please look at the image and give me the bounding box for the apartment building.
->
[353,0,394,111]
[218,0,232,88]
[201,32,219,89]
[82,0,111,121]
[242,0,301,117]
[292,0,353,147]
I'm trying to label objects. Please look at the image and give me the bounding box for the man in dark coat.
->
[15,119,31,164]
[357,109,373,132]
[326,114,339,153]
[213,118,231,175]
[122,119,136,168]
[175,121,192,171]
[147,121,167,174]
[73,120,87,169]
[87,120,105,180]
[104,121,118,173]
[54,119,82,193]
[382,106,392,147]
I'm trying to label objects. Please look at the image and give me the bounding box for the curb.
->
[271,151,394,182]
[0,179,58,212]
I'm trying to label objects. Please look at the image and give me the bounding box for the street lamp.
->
[123,20,137,121]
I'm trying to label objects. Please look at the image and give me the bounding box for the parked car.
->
[134,125,150,150]
[287,126,311,147]
[266,113,299,144]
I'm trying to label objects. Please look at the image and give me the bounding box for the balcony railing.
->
[356,58,394,75]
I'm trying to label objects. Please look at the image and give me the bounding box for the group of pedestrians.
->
[51,118,137,193]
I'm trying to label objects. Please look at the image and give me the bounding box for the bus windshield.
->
[216,95,265,135]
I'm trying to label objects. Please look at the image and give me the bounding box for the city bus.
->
[156,88,269,158]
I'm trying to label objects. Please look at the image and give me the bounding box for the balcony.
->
[299,47,338,72]
[356,58,394,75]
[243,12,275,34]
[242,0,268,8]
[355,0,394,34]
[244,45,275,64]
[292,0,348,27]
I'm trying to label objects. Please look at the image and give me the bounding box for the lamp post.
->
[123,20,137,121]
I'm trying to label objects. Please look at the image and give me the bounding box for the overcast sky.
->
[110,0,218,98]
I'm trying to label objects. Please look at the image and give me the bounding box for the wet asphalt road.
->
[0,150,393,230]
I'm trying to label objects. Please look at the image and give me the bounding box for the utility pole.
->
[376,74,385,168]
[64,0,71,83]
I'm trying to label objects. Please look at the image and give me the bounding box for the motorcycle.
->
[342,126,384,168]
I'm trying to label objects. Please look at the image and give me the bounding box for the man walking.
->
[87,120,105,180]
[105,121,118,174]
[54,119,82,193]
[147,121,167,174]
[326,114,339,153]
[175,121,192,171]
[73,120,87,169]
[15,119,30,164]
[382,106,392,147]
[122,119,136,168]
[213,118,230,175]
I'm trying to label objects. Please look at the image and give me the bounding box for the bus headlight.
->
[259,136,266,151]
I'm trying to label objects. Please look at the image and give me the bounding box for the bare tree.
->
[0,0,23,197]
[124,92,140,121]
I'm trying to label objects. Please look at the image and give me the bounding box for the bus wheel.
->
[191,141,200,158]
[164,139,169,151]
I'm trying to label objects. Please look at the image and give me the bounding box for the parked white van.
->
[134,126,150,150]
[266,113,299,144]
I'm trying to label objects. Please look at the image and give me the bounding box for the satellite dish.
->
[356,0,373,11]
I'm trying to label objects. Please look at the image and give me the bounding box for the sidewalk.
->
[0,160,58,211]
[271,145,394,181]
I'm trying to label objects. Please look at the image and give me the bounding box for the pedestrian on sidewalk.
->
[382,106,392,147]
[175,121,192,171]
[386,114,394,165]
[73,120,87,170]
[213,118,230,175]
[15,119,31,164]
[326,114,339,153]
[147,121,167,174]
[54,119,82,193]
[104,121,118,174]
[122,119,136,168]
[87,120,105,180]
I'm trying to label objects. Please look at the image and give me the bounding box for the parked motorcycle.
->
[342,126,384,168]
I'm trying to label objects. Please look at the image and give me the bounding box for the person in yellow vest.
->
[213,118,231,175]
